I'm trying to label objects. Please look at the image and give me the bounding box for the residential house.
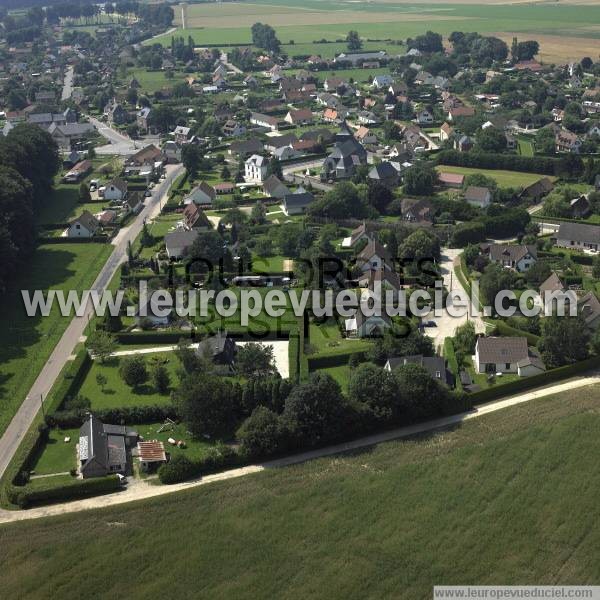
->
[172,125,193,145]
[519,177,554,202]
[354,126,377,145]
[222,119,246,137]
[196,331,237,367]
[66,210,99,238]
[285,109,313,126]
[184,181,216,207]
[79,414,137,479]
[183,203,211,230]
[438,172,464,188]
[322,134,367,180]
[570,194,592,218]
[368,162,399,189]
[356,240,393,272]
[250,112,280,131]
[263,175,290,200]
[400,198,433,224]
[165,230,200,260]
[341,221,377,248]
[464,186,492,209]
[555,129,581,153]
[104,99,128,125]
[358,267,402,300]
[136,107,151,133]
[163,140,182,163]
[357,111,378,125]
[245,154,269,182]
[554,221,600,251]
[371,75,394,89]
[103,178,128,201]
[345,309,391,338]
[124,192,144,215]
[334,51,387,66]
[264,133,298,154]
[454,135,473,152]
[228,139,263,158]
[448,106,475,121]
[440,122,454,141]
[483,243,537,272]
[384,355,452,386]
[579,291,600,331]
[48,122,95,150]
[474,337,545,377]
[282,189,314,216]
[539,271,565,305]
[415,109,434,125]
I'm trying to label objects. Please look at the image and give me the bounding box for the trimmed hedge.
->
[469,355,600,405]
[486,319,540,346]
[307,350,367,370]
[49,404,177,429]
[47,347,92,414]
[443,338,462,392]
[158,445,241,484]
[10,475,122,508]
[115,330,195,344]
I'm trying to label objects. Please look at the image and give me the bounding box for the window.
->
[505,363,511,370]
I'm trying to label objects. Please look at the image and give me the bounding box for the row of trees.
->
[0,124,60,291]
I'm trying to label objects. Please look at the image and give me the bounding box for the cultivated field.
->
[2,386,600,597]
[157,1,600,63]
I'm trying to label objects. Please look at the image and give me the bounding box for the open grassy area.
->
[315,364,351,392]
[78,353,179,410]
[2,386,600,597]
[30,428,79,476]
[0,243,113,437]
[518,137,535,157]
[435,165,551,189]
[307,318,373,357]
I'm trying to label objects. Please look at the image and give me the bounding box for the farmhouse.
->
[474,337,545,377]
[250,112,281,131]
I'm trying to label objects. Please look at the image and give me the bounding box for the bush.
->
[237,407,284,458]
[158,454,199,484]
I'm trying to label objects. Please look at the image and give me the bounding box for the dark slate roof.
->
[283,191,314,210]
[476,337,528,363]
[386,354,450,385]
[557,221,600,245]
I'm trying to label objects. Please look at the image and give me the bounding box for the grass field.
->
[435,165,550,188]
[79,353,179,410]
[0,243,113,437]
[30,428,79,475]
[2,386,600,597]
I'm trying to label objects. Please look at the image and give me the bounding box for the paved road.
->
[88,116,160,156]
[61,65,74,101]
[1,371,598,524]
[0,164,184,483]
[424,248,486,351]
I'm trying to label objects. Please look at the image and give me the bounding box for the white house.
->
[245,154,269,182]
[184,181,216,207]
[371,75,394,90]
[103,178,128,201]
[474,337,545,377]
[484,244,537,272]
[464,186,491,209]
[345,310,391,338]
[66,211,99,238]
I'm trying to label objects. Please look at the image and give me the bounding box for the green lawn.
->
[0,243,113,437]
[30,428,79,476]
[78,353,179,410]
[518,138,535,157]
[136,420,216,462]
[125,68,189,94]
[3,386,600,597]
[435,165,551,189]
[307,319,373,357]
[315,364,351,393]
[251,254,287,273]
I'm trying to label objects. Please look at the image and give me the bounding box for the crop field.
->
[153,1,600,63]
[0,243,113,438]
[2,386,600,597]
